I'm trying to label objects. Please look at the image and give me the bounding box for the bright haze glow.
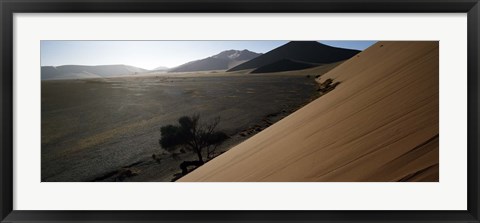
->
[41,40,377,70]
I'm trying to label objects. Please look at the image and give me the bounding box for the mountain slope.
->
[227,41,360,72]
[168,50,261,73]
[180,41,439,182]
[250,59,320,73]
[41,65,148,80]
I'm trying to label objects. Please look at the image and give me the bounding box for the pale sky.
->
[41,41,377,70]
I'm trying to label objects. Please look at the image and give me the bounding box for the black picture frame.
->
[1,0,479,222]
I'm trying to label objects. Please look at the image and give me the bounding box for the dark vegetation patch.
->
[91,160,144,182]
[317,78,340,95]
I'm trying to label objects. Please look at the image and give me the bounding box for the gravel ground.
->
[41,72,319,182]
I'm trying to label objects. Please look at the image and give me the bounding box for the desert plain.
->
[41,68,334,181]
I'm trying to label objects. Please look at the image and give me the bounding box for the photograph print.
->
[41,40,439,182]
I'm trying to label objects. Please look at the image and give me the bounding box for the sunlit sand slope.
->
[180,41,439,182]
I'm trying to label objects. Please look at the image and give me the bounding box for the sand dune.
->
[251,59,320,74]
[227,41,359,72]
[180,41,439,182]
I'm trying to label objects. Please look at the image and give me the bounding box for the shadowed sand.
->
[179,41,439,182]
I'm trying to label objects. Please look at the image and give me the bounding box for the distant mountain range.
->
[152,66,169,71]
[168,50,261,73]
[227,41,360,73]
[41,42,362,80]
[41,65,148,80]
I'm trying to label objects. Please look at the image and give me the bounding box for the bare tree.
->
[159,114,228,175]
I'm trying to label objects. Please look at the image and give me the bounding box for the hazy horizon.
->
[41,40,377,70]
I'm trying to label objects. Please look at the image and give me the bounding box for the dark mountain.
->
[251,59,319,73]
[41,65,148,80]
[168,50,261,73]
[227,41,360,72]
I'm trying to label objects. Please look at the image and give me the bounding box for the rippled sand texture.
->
[180,41,439,182]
